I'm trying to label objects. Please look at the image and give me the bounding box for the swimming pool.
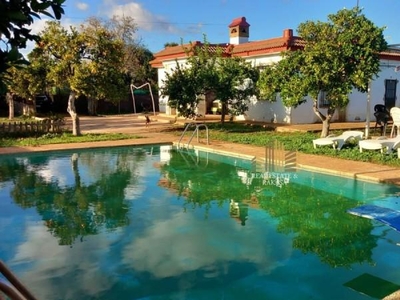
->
[1,145,400,300]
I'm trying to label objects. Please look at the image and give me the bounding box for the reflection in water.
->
[229,199,248,226]
[0,146,400,300]
[1,147,148,245]
[159,148,380,268]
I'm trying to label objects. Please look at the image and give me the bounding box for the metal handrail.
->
[177,122,209,148]
[0,260,37,300]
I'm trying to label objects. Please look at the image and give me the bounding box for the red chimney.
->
[283,29,293,39]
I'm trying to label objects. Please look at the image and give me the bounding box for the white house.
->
[150,16,400,124]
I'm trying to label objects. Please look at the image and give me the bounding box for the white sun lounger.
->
[359,136,400,154]
[313,130,364,150]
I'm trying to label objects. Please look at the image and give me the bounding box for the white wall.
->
[243,96,337,124]
[243,54,324,124]
[241,97,287,123]
[290,99,326,124]
[242,57,400,124]
[157,67,167,113]
[158,53,400,124]
[345,61,400,122]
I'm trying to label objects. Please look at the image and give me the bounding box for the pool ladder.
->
[177,122,209,148]
[0,260,38,300]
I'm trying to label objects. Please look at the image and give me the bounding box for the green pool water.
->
[1,145,400,300]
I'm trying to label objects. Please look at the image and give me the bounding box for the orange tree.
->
[32,20,125,135]
[161,39,259,122]
[212,56,259,124]
[257,7,387,137]
[161,40,218,119]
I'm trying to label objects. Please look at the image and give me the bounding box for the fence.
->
[0,119,64,134]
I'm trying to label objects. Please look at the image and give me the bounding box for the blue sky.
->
[31,0,400,53]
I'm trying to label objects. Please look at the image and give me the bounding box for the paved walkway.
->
[1,114,400,185]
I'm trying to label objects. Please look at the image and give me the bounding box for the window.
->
[384,79,398,109]
[318,91,330,108]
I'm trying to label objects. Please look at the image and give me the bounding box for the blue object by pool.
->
[347,205,400,232]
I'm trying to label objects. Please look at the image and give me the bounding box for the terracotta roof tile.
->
[230,36,304,55]
[150,29,399,66]
[380,48,400,61]
[155,43,192,56]
[197,43,231,54]
[150,42,231,67]
[382,48,400,56]
[229,17,250,28]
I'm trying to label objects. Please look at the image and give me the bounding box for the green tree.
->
[6,49,50,116]
[83,16,156,115]
[164,42,179,48]
[0,0,65,92]
[212,56,259,124]
[161,40,218,119]
[5,66,37,118]
[35,21,85,135]
[161,62,202,119]
[105,16,156,87]
[76,18,127,116]
[257,7,387,137]
[34,21,125,135]
[128,46,157,88]
[161,38,258,122]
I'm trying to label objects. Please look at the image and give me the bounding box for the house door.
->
[384,79,398,110]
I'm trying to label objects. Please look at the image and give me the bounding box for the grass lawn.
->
[0,132,140,147]
[174,123,400,168]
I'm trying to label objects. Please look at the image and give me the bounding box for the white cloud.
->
[76,2,89,11]
[11,222,118,299]
[103,1,180,34]
[122,209,292,278]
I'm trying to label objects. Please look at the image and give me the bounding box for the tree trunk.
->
[67,91,81,136]
[220,102,227,125]
[71,153,81,186]
[6,93,14,120]
[87,97,97,116]
[321,118,330,138]
[312,100,335,138]
[23,102,35,116]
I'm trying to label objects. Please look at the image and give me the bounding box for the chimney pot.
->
[283,29,293,38]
